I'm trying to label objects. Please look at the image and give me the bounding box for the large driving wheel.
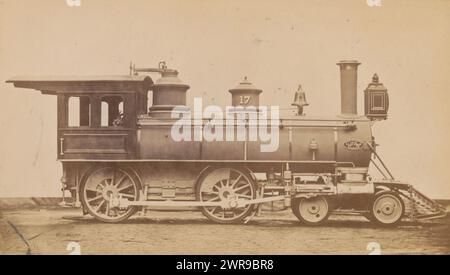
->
[196,167,257,224]
[80,166,141,223]
[292,196,330,225]
[369,191,404,226]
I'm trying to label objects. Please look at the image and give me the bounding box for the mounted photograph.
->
[0,0,449,257]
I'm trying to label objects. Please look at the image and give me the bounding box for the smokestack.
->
[337,60,361,116]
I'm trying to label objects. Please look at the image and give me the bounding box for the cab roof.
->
[6,75,153,95]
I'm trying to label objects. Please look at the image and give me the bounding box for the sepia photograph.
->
[0,0,449,260]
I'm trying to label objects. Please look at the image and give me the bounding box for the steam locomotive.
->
[6,60,446,226]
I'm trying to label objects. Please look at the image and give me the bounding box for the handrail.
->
[366,142,395,180]
[370,159,387,179]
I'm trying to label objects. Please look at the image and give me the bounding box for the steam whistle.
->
[130,61,177,76]
[292,84,309,115]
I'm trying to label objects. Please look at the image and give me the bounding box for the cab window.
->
[101,96,124,127]
[68,96,91,127]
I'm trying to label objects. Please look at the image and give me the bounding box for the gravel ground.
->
[1,207,449,255]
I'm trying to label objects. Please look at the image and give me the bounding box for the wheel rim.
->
[199,168,255,222]
[82,167,138,221]
[372,194,403,224]
[298,196,329,223]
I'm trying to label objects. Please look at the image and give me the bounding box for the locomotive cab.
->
[57,92,135,160]
[6,75,153,160]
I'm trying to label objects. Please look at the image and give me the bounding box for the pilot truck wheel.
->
[368,191,404,226]
[196,167,257,224]
[292,196,330,226]
[80,166,141,223]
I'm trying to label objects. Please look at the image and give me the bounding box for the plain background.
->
[0,0,449,198]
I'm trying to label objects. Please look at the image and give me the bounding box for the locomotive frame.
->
[6,60,446,226]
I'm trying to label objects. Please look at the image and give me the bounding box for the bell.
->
[291,84,309,115]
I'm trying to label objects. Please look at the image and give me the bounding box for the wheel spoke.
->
[206,196,220,202]
[218,180,224,188]
[113,173,127,187]
[106,201,110,216]
[117,184,133,192]
[87,195,102,203]
[206,206,219,214]
[226,170,232,187]
[233,184,250,192]
[230,175,242,188]
[111,168,116,187]
[85,187,101,193]
[95,200,106,213]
